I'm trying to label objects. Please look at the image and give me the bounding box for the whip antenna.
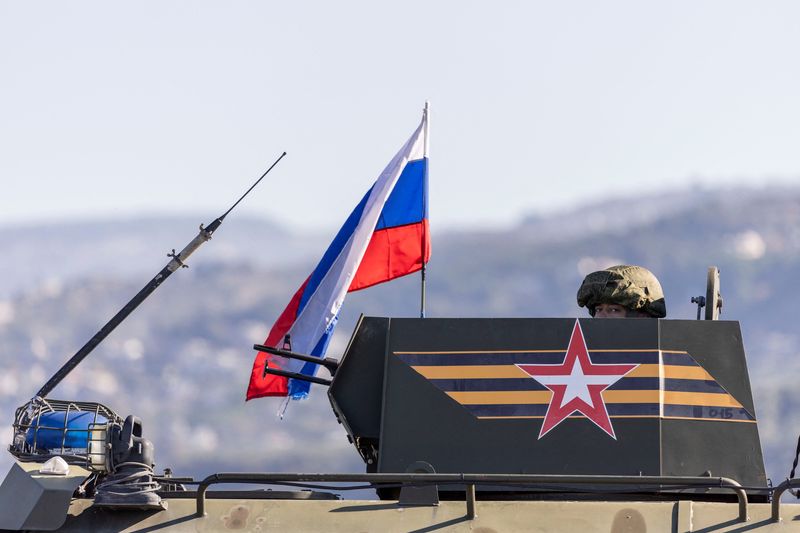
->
[219,151,287,223]
[35,152,287,399]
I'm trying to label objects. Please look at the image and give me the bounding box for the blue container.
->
[25,411,108,450]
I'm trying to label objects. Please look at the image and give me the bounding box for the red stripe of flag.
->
[246,277,310,400]
[246,219,430,400]
[349,219,430,292]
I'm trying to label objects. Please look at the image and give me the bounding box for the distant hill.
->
[0,215,324,298]
[1,185,800,493]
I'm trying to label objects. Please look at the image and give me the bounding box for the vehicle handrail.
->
[194,472,748,522]
[770,478,800,522]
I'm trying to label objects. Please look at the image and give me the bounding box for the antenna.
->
[35,152,287,399]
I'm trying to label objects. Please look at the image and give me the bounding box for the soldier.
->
[577,265,667,319]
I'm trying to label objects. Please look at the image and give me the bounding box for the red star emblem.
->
[517,320,638,440]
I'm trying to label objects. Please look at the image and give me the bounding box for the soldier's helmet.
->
[577,265,667,318]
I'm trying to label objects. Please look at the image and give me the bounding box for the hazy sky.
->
[3,1,800,232]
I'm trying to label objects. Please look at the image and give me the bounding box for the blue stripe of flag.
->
[297,188,372,315]
[375,158,427,230]
[287,317,338,399]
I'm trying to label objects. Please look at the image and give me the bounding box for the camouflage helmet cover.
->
[577,265,667,318]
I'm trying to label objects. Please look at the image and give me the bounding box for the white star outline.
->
[516,319,640,439]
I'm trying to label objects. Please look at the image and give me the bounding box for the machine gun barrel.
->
[254,344,340,376]
[35,153,287,399]
[262,366,332,387]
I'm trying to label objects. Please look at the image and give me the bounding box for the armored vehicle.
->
[1,199,799,531]
[4,298,800,530]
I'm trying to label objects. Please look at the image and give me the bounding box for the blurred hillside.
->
[1,185,800,493]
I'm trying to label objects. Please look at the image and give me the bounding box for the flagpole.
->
[420,101,430,319]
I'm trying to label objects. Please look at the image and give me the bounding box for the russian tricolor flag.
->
[246,106,430,401]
